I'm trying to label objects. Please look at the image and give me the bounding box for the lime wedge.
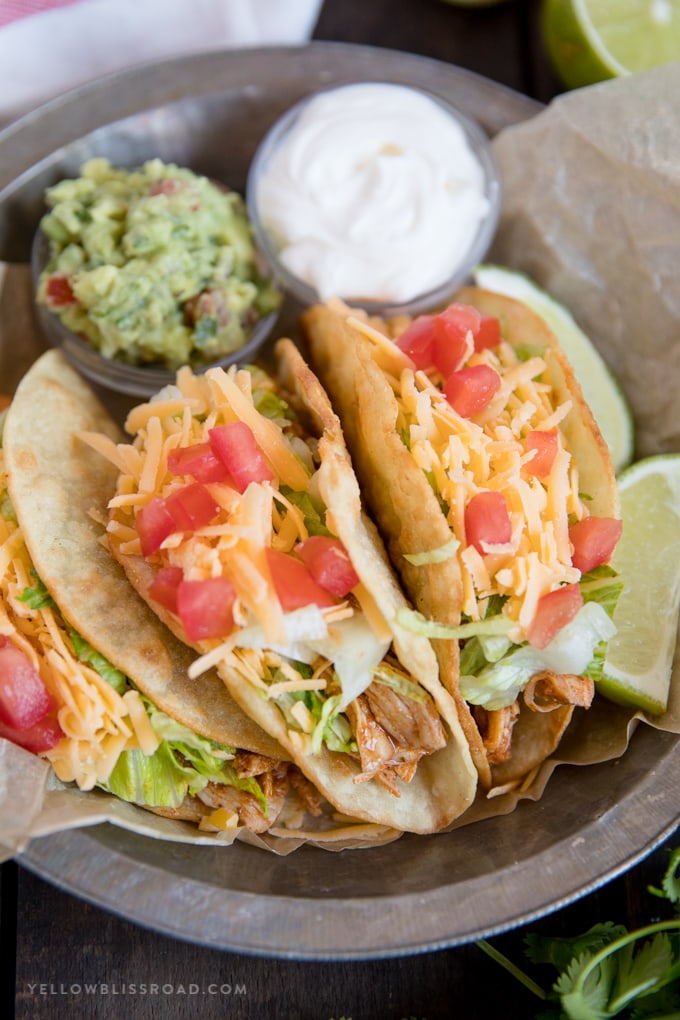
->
[473,264,634,473]
[541,0,680,90]
[598,454,680,714]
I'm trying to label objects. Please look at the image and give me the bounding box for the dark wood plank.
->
[10,830,679,1019]
[1,860,18,1020]
[313,0,563,103]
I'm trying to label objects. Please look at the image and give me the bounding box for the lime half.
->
[542,0,680,89]
[473,264,634,473]
[599,454,680,714]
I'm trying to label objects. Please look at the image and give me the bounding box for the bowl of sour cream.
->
[246,81,501,316]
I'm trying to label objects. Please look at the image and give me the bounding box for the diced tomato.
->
[473,314,503,351]
[209,422,274,493]
[147,566,184,614]
[464,491,512,555]
[432,304,481,376]
[167,442,234,484]
[266,548,338,611]
[444,364,501,418]
[526,584,584,650]
[395,304,503,375]
[44,274,77,308]
[148,178,186,196]
[185,289,232,330]
[176,577,237,642]
[395,315,436,369]
[0,636,56,730]
[524,428,558,478]
[295,536,360,597]
[135,497,177,557]
[569,517,623,574]
[166,483,220,532]
[0,713,63,754]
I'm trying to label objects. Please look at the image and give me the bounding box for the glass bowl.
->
[31,226,281,400]
[246,82,501,318]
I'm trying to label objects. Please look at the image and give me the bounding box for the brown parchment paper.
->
[1,63,679,856]
[445,62,680,828]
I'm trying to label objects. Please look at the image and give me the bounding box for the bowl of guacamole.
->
[32,157,282,396]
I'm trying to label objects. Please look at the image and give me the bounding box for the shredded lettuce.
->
[402,570,623,711]
[103,742,204,808]
[144,700,235,765]
[310,693,355,755]
[308,613,391,710]
[274,676,356,756]
[0,488,16,522]
[252,388,292,422]
[514,342,546,362]
[403,535,460,566]
[18,571,56,609]
[14,568,267,814]
[478,632,513,664]
[69,628,128,694]
[277,485,334,537]
[460,645,546,710]
[460,601,618,710]
[373,664,429,704]
[459,636,489,677]
[397,607,514,642]
[398,425,411,450]
[102,698,269,813]
[580,566,623,616]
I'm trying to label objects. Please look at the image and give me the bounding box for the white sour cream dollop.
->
[254,83,494,305]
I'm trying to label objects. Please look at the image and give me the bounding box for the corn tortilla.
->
[301,290,619,790]
[3,349,284,759]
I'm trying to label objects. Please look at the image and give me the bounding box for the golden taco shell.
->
[2,340,398,848]
[2,351,334,841]
[3,349,282,759]
[101,341,477,834]
[301,290,620,791]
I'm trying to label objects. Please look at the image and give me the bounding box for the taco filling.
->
[84,342,476,832]
[302,292,623,789]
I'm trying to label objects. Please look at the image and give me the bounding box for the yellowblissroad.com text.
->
[23,982,246,997]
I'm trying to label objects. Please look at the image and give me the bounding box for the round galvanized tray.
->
[2,43,678,960]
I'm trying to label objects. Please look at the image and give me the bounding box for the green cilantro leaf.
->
[525,923,627,972]
[648,847,680,905]
[476,848,680,1019]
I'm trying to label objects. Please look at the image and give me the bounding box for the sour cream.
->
[249,82,498,307]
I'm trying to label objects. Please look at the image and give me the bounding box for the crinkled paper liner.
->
[0,741,403,860]
[1,63,679,857]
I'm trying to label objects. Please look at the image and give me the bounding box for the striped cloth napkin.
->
[0,0,324,125]
[0,1,80,28]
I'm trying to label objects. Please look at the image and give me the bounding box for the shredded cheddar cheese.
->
[0,451,159,791]
[360,322,588,634]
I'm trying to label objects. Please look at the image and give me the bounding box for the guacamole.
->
[37,158,281,370]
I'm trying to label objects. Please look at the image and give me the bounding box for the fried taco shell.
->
[1,350,340,837]
[301,291,621,791]
[97,341,478,834]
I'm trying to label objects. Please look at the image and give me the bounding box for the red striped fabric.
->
[0,1,82,29]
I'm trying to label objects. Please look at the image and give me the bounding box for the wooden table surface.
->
[3,2,679,1019]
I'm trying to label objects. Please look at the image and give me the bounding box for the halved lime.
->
[598,454,680,714]
[473,264,634,473]
[542,0,680,90]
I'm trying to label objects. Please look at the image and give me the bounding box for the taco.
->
[0,349,341,838]
[301,290,623,791]
[85,340,478,834]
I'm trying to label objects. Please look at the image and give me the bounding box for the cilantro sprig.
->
[477,847,680,1019]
